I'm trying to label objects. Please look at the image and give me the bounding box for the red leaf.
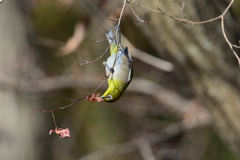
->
[49,128,70,138]
[84,93,104,102]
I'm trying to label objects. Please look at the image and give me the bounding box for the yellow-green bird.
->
[101,29,133,102]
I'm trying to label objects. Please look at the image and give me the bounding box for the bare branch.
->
[221,16,240,66]
[109,17,119,22]
[117,0,127,27]
[76,42,111,66]
[130,0,240,66]
[51,110,57,128]
[127,1,152,24]
[176,1,186,19]
[90,37,107,43]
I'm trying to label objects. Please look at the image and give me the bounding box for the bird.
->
[101,28,133,102]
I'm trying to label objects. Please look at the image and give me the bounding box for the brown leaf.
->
[84,93,104,102]
[49,128,70,138]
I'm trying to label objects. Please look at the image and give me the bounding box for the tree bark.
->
[133,0,240,157]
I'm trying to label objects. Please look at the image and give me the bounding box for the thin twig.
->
[127,1,152,24]
[36,107,64,113]
[131,0,161,14]
[133,0,233,25]
[90,37,107,43]
[51,110,57,128]
[233,42,240,49]
[115,0,127,47]
[36,72,110,112]
[221,16,240,66]
[87,73,110,96]
[118,0,127,27]
[176,1,186,19]
[60,75,109,109]
[76,43,111,66]
[59,98,85,109]
[36,97,83,112]
[109,17,119,22]
[130,0,240,66]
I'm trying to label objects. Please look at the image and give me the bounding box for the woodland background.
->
[0,0,240,160]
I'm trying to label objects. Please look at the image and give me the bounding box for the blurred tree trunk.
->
[134,0,240,157]
[0,1,42,160]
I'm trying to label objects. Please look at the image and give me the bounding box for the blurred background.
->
[0,0,240,159]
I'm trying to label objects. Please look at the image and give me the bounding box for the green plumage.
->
[101,29,133,102]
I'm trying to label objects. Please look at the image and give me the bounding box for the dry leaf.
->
[49,128,70,138]
[84,93,104,102]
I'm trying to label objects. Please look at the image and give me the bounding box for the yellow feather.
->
[101,29,133,102]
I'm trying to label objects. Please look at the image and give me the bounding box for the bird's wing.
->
[123,47,133,82]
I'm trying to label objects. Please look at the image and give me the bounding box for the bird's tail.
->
[106,29,116,45]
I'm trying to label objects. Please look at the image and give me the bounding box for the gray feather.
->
[106,29,116,45]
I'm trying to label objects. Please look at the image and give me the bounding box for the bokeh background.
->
[0,0,240,160]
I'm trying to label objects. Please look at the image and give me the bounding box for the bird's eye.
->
[107,95,113,100]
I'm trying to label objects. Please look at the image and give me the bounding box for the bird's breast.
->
[106,52,131,83]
